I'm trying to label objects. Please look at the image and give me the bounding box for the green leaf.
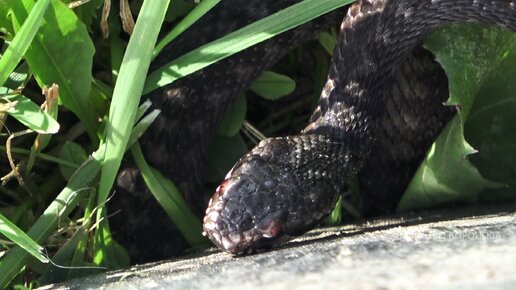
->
[398,117,500,210]
[8,0,98,137]
[144,0,354,93]
[250,71,296,100]
[0,1,13,36]
[318,31,337,55]
[465,38,516,201]
[397,24,516,211]
[325,196,343,225]
[4,94,60,134]
[0,0,50,87]
[429,24,516,119]
[217,94,246,136]
[0,212,48,264]
[59,141,88,181]
[67,0,103,28]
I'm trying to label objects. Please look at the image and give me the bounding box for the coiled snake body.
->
[202,0,516,254]
[113,0,516,259]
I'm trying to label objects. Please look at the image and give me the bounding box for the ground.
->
[40,201,516,290]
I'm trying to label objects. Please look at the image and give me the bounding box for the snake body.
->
[110,0,516,260]
[113,1,345,261]
[202,0,516,254]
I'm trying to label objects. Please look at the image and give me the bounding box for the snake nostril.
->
[217,179,229,193]
[215,178,229,196]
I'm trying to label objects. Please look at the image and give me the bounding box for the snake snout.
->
[203,154,292,254]
[203,175,255,254]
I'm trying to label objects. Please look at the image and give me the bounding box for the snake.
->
[111,0,516,260]
[201,0,516,254]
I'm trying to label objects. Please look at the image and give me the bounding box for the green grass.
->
[0,0,515,288]
[0,0,353,287]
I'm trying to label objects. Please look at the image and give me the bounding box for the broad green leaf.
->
[218,94,246,136]
[0,1,13,36]
[66,0,103,28]
[144,0,354,93]
[429,24,516,119]
[398,117,500,210]
[8,0,98,137]
[465,41,516,201]
[59,141,88,180]
[0,0,50,87]
[4,94,59,134]
[0,212,48,264]
[250,71,296,100]
[397,24,516,211]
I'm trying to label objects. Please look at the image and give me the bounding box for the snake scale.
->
[112,0,516,260]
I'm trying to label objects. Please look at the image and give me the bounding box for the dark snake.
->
[113,0,516,259]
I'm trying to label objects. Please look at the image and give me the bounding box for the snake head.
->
[203,136,344,254]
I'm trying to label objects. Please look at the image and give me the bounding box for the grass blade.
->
[153,0,221,59]
[0,100,157,287]
[0,212,49,264]
[130,143,207,247]
[0,0,50,86]
[0,148,103,288]
[144,0,353,93]
[96,0,170,242]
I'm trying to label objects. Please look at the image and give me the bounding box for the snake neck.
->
[304,0,516,142]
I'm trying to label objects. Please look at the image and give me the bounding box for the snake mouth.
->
[203,179,254,254]
[202,225,262,254]
[203,214,288,254]
[203,219,288,254]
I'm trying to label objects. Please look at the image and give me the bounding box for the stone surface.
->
[40,203,516,290]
